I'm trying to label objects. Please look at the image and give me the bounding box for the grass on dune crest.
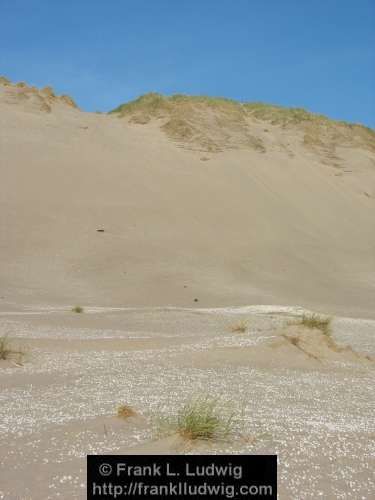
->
[110,93,239,115]
[109,92,375,131]
[110,93,375,156]
[110,93,170,115]
[243,102,328,125]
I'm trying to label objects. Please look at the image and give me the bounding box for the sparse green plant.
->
[230,320,248,333]
[0,335,11,360]
[117,404,137,419]
[0,335,25,363]
[72,305,84,313]
[299,314,332,336]
[158,397,236,441]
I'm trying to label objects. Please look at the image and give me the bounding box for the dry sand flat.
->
[0,78,375,498]
[0,306,374,499]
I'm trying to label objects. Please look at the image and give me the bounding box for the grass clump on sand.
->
[299,314,332,336]
[72,305,84,313]
[117,404,137,419]
[230,320,248,333]
[0,335,25,363]
[159,397,236,441]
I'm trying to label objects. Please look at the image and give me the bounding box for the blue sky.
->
[1,0,374,126]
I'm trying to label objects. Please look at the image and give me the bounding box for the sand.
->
[1,80,375,317]
[0,79,374,498]
[0,306,374,499]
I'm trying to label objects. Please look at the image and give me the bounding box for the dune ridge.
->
[1,77,375,499]
[0,76,77,113]
[111,92,375,163]
[0,77,374,317]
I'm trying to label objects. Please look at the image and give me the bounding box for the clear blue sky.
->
[1,0,374,126]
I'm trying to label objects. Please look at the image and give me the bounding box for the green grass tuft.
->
[72,305,84,313]
[299,314,332,336]
[158,397,236,441]
[0,335,25,363]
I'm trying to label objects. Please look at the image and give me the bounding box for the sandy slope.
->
[1,79,375,498]
[1,79,375,317]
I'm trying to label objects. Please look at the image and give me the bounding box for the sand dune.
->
[1,81,374,499]
[1,78,374,317]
